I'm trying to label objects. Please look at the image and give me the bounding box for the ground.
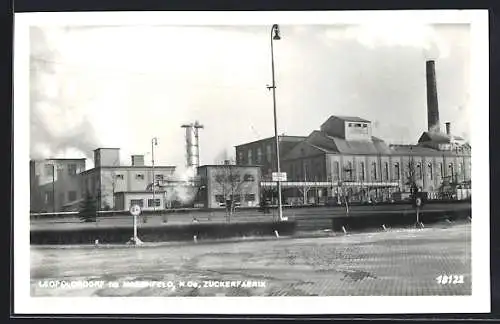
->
[31,222,471,297]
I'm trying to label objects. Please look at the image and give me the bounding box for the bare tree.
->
[405,158,418,195]
[213,161,250,223]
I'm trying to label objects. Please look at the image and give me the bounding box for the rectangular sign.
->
[272,172,287,182]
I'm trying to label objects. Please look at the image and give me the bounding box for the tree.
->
[213,162,249,223]
[79,192,97,222]
[405,158,418,195]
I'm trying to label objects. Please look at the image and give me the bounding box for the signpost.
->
[129,204,143,245]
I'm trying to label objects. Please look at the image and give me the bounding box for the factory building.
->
[80,148,177,211]
[197,163,262,209]
[235,59,471,204]
[235,135,306,180]
[29,158,86,212]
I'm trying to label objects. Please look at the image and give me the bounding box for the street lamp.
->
[267,24,284,221]
[151,137,158,216]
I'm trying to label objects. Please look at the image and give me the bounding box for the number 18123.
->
[436,275,464,284]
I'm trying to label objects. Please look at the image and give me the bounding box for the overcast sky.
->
[29,23,470,171]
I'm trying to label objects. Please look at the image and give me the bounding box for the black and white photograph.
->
[14,10,489,314]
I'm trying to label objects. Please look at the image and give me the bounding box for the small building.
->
[197,163,262,209]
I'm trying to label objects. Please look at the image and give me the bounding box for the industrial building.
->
[235,136,306,180]
[80,148,177,211]
[235,60,472,204]
[29,158,86,212]
[197,163,262,209]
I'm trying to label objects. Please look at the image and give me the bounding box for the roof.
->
[307,130,391,155]
[198,164,263,168]
[332,116,371,123]
[388,144,468,156]
[31,158,86,162]
[94,147,120,151]
[80,165,176,175]
[114,190,167,195]
[234,135,307,148]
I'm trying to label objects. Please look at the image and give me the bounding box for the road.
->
[31,222,471,296]
[30,202,471,231]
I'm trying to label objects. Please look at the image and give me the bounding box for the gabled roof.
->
[235,135,307,148]
[417,131,464,144]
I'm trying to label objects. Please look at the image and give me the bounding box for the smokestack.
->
[426,60,440,133]
[445,122,451,136]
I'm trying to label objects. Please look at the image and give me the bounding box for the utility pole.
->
[151,137,158,216]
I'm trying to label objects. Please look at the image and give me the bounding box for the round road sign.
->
[130,204,142,216]
[415,197,422,207]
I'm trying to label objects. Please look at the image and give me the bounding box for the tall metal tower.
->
[181,121,204,169]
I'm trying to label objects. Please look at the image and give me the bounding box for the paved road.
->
[30,202,471,231]
[31,223,471,296]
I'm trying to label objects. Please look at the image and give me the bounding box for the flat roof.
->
[81,165,176,174]
[198,164,263,168]
[114,190,166,195]
[31,158,87,162]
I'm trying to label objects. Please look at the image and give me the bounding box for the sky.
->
[29,23,471,171]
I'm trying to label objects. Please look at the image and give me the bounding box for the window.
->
[458,163,463,181]
[355,123,362,127]
[68,164,77,176]
[59,193,64,204]
[215,195,225,203]
[245,194,256,201]
[394,163,400,181]
[428,163,433,180]
[384,162,389,181]
[256,147,263,164]
[266,145,272,162]
[244,174,255,182]
[439,162,444,177]
[449,163,454,180]
[344,161,353,181]
[230,194,241,202]
[45,191,54,204]
[115,174,124,180]
[333,161,340,181]
[45,164,54,177]
[363,124,367,128]
[371,162,377,180]
[155,174,164,181]
[247,150,253,165]
[68,191,77,202]
[230,174,241,182]
[359,162,365,181]
[238,151,243,164]
[130,199,144,207]
[135,174,145,180]
[147,199,161,207]
[348,123,353,127]
[416,163,422,179]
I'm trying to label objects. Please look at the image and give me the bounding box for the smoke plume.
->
[30,26,100,160]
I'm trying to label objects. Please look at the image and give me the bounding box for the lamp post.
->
[267,24,284,222]
[151,137,158,215]
[52,164,56,213]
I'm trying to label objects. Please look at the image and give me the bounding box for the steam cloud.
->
[30,27,100,161]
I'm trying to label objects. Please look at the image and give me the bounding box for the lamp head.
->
[272,24,281,40]
[152,137,158,146]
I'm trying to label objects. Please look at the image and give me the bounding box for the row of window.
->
[215,194,256,203]
[115,174,164,181]
[44,164,79,177]
[129,198,161,208]
[348,123,368,128]
[330,160,467,182]
[44,190,78,204]
[239,145,274,165]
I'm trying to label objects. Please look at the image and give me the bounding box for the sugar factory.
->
[29,60,471,214]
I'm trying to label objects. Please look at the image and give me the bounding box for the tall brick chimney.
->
[426,60,440,133]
